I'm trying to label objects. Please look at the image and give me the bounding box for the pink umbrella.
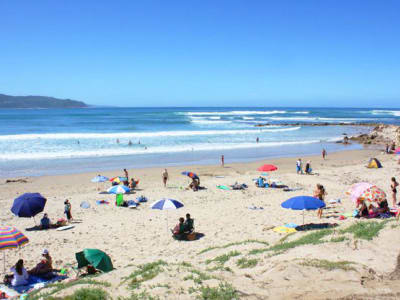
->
[348,182,373,203]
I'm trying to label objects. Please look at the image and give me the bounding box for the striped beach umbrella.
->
[91,175,109,183]
[0,226,29,272]
[151,199,184,231]
[107,185,130,194]
[109,177,127,184]
[181,171,199,180]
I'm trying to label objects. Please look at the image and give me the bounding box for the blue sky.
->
[0,0,399,107]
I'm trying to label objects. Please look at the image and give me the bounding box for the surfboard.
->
[56,225,75,231]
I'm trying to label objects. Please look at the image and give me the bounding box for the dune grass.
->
[236,257,258,269]
[205,251,241,265]
[340,220,390,240]
[26,279,111,300]
[125,260,168,289]
[299,259,356,271]
[249,229,333,255]
[197,283,238,300]
[198,240,268,255]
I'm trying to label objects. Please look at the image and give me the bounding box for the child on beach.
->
[391,177,399,207]
[296,159,303,174]
[162,169,169,187]
[221,155,224,167]
[64,200,72,222]
[322,149,327,159]
[314,184,326,218]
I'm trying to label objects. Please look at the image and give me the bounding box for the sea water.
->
[0,107,398,177]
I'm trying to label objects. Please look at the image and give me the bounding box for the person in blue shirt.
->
[40,213,50,229]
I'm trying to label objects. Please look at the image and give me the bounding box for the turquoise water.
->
[1,107,398,177]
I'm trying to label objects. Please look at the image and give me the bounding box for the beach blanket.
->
[96,200,109,205]
[328,199,341,204]
[295,223,338,231]
[284,223,298,228]
[273,226,297,234]
[1,274,68,294]
[80,201,90,208]
[283,187,302,192]
[217,185,230,190]
[56,225,75,231]
[247,206,264,210]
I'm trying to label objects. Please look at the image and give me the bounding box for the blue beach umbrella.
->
[11,193,47,224]
[181,171,199,180]
[91,175,109,183]
[107,185,130,194]
[281,196,325,224]
[151,199,184,231]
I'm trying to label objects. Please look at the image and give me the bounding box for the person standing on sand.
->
[391,177,399,207]
[314,184,326,218]
[221,155,224,167]
[162,169,169,187]
[64,200,72,222]
[322,148,327,159]
[296,158,303,174]
[256,137,259,143]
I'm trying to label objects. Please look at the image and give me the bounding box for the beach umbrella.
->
[107,185,130,194]
[0,226,29,273]
[181,171,199,180]
[395,147,400,154]
[75,249,113,273]
[348,182,373,203]
[11,193,47,224]
[91,175,109,183]
[109,176,127,184]
[360,185,386,203]
[257,164,278,172]
[151,198,184,231]
[281,196,325,224]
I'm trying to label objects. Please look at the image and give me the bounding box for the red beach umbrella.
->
[257,164,278,172]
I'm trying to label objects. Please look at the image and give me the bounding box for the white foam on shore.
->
[0,138,318,161]
[370,110,400,117]
[185,110,288,116]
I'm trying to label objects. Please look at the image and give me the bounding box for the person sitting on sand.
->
[368,204,379,218]
[79,265,100,277]
[356,199,369,217]
[305,161,312,174]
[29,249,53,277]
[377,198,390,214]
[189,178,199,191]
[172,217,186,240]
[129,178,136,189]
[184,213,194,233]
[40,213,50,230]
[256,176,265,187]
[3,259,29,287]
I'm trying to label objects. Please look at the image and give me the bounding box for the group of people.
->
[172,214,195,240]
[385,142,396,154]
[296,159,313,175]
[39,199,72,230]
[4,249,53,287]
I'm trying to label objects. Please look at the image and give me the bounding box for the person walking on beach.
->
[64,200,72,222]
[221,155,224,167]
[123,169,129,185]
[391,177,399,207]
[296,158,303,174]
[162,169,169,187]
[322,149,327,159]
[256,137,259,143]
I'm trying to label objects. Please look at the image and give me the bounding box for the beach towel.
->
[56,225,75,231]
[1,274,68,294]
[283,187,302,192]
[96,200,109,205]
[127,200,137,208]
[284,223,298,228]
[136,196,147,203]
[215,176,225,178]
[217,185,230,190]
[247,206,264,210]
[295,223,338,231]
[342,212,353,217]
[273,226,297,234]
[328,199,341,204]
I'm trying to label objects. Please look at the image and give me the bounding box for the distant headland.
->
[0,93,88,108]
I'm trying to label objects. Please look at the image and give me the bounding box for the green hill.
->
[0,93,88,108]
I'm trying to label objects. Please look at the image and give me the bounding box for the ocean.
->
[1,107,399,177]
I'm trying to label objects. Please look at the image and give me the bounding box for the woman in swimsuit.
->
[391,177,399,207]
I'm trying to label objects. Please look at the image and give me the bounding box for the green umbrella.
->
[75,249,113,273]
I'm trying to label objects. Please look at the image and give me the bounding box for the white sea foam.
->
[371,110,400,117]
[0,138,318,161]
[0,127,300,141]
[185,110,287,116]
[268,116,373,122]
[242,117,255,120]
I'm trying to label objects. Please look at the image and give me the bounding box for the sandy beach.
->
[2,146,400,299]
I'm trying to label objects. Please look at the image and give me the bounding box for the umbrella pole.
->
[166,210,169,233]
[33,216,37,226]
[303,211,305,225]
[3,251,5,274]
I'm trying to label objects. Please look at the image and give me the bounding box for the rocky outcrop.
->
[351,124,400,146]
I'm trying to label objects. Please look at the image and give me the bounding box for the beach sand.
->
[2,147,400,299]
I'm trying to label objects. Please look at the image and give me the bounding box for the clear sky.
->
[0,0,399,107]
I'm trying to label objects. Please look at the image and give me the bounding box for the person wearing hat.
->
[29,249,53,276]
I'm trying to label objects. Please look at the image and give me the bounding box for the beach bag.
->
[137,196,147,203]
[187,232,196,241]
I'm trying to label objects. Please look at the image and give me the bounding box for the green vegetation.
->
[206,251,241,265]
[250,229,333,256]
[330,236,348,243]
[299,259,356,271]
[184,268,214,285]
[56,287,109,300]
[26,279,111,300]
[236,257,258,269]
[119,290,160,300]
[340,220,389,240]
[198,240,268,255]
[125,260,168,289]
[197,283,239,300]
